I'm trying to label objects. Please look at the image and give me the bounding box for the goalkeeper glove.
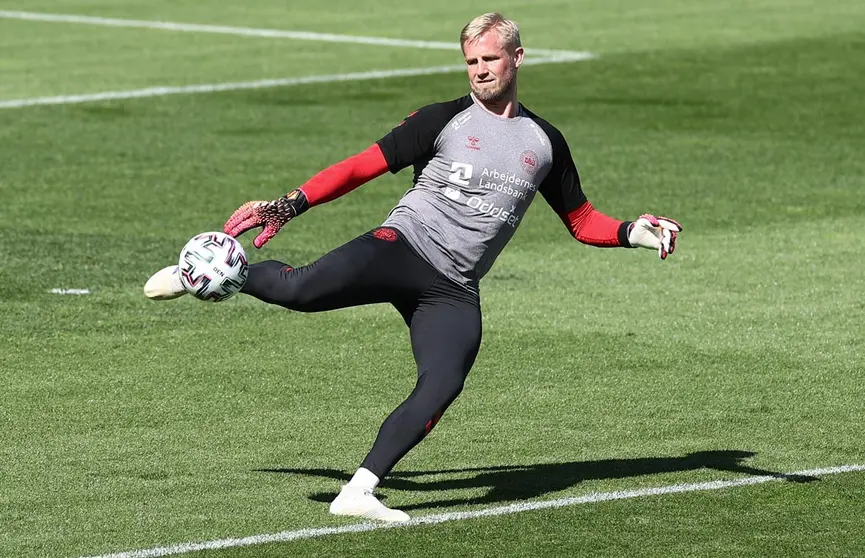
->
[223,189,309,248]
[627,214,682,260]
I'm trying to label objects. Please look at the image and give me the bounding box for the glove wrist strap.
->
[282,189,310,218]
[619,221,635,248]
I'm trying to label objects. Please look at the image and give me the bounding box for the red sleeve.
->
[560,201,633,247]
[297,143,390,206]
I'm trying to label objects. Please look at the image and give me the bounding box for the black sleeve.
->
[532,117,588,215]
[375,97,470,174]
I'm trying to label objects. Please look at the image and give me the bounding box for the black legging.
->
[241,227,482,478]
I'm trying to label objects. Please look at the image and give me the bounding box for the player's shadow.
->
[256,450,817,512]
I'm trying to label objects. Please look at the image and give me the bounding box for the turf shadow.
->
[256,450,817,511]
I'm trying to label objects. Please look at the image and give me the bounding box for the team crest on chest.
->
[520,150,538,173]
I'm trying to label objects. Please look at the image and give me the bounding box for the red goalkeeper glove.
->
[223,189,309,248]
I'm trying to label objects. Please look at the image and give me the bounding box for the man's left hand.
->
[627,214,682,260]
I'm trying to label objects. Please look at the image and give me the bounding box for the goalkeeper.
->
[145,12,681,522]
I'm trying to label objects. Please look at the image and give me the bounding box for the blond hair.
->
[460,12,521,53]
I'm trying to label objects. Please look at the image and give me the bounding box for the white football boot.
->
[329,486,410,522]
[143,265,187,300]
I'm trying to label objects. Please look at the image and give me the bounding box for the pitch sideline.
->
[0,10,591,59]
[0,11,593,109]
[0,55,591,109]
[80,464,865,558]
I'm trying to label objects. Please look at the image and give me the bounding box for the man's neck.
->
[471,91,520,118]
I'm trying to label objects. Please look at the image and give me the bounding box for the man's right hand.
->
[223,189,309,248]
[627,214,682,260]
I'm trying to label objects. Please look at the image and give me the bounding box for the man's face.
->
[463,29,523,102]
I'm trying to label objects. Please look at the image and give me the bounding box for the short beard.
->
[472,76,515,103]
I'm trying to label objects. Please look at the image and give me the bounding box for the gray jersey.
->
[377,94,588,290]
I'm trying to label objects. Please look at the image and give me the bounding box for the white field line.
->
[0,10,591,59]
[80,464,865,558]
[49,288,92,295]
[0,55,590,110]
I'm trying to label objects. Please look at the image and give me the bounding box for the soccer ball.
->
[178,232,248,302]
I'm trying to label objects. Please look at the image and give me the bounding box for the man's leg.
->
[330,277,482,521]
[146,228,436,311]
[239,229,438,312]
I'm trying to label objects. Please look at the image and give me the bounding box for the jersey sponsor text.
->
[466,196,520,227]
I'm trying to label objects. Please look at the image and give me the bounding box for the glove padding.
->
[627,214,682,260]
[223,189,309,248]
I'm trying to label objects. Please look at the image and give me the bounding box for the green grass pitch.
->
[0,1,863,556]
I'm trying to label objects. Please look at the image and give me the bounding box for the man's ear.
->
[513,46,525,68]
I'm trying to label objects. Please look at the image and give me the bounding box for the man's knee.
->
[418,368,466,410]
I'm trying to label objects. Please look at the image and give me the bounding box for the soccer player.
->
[145,12,681,522]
